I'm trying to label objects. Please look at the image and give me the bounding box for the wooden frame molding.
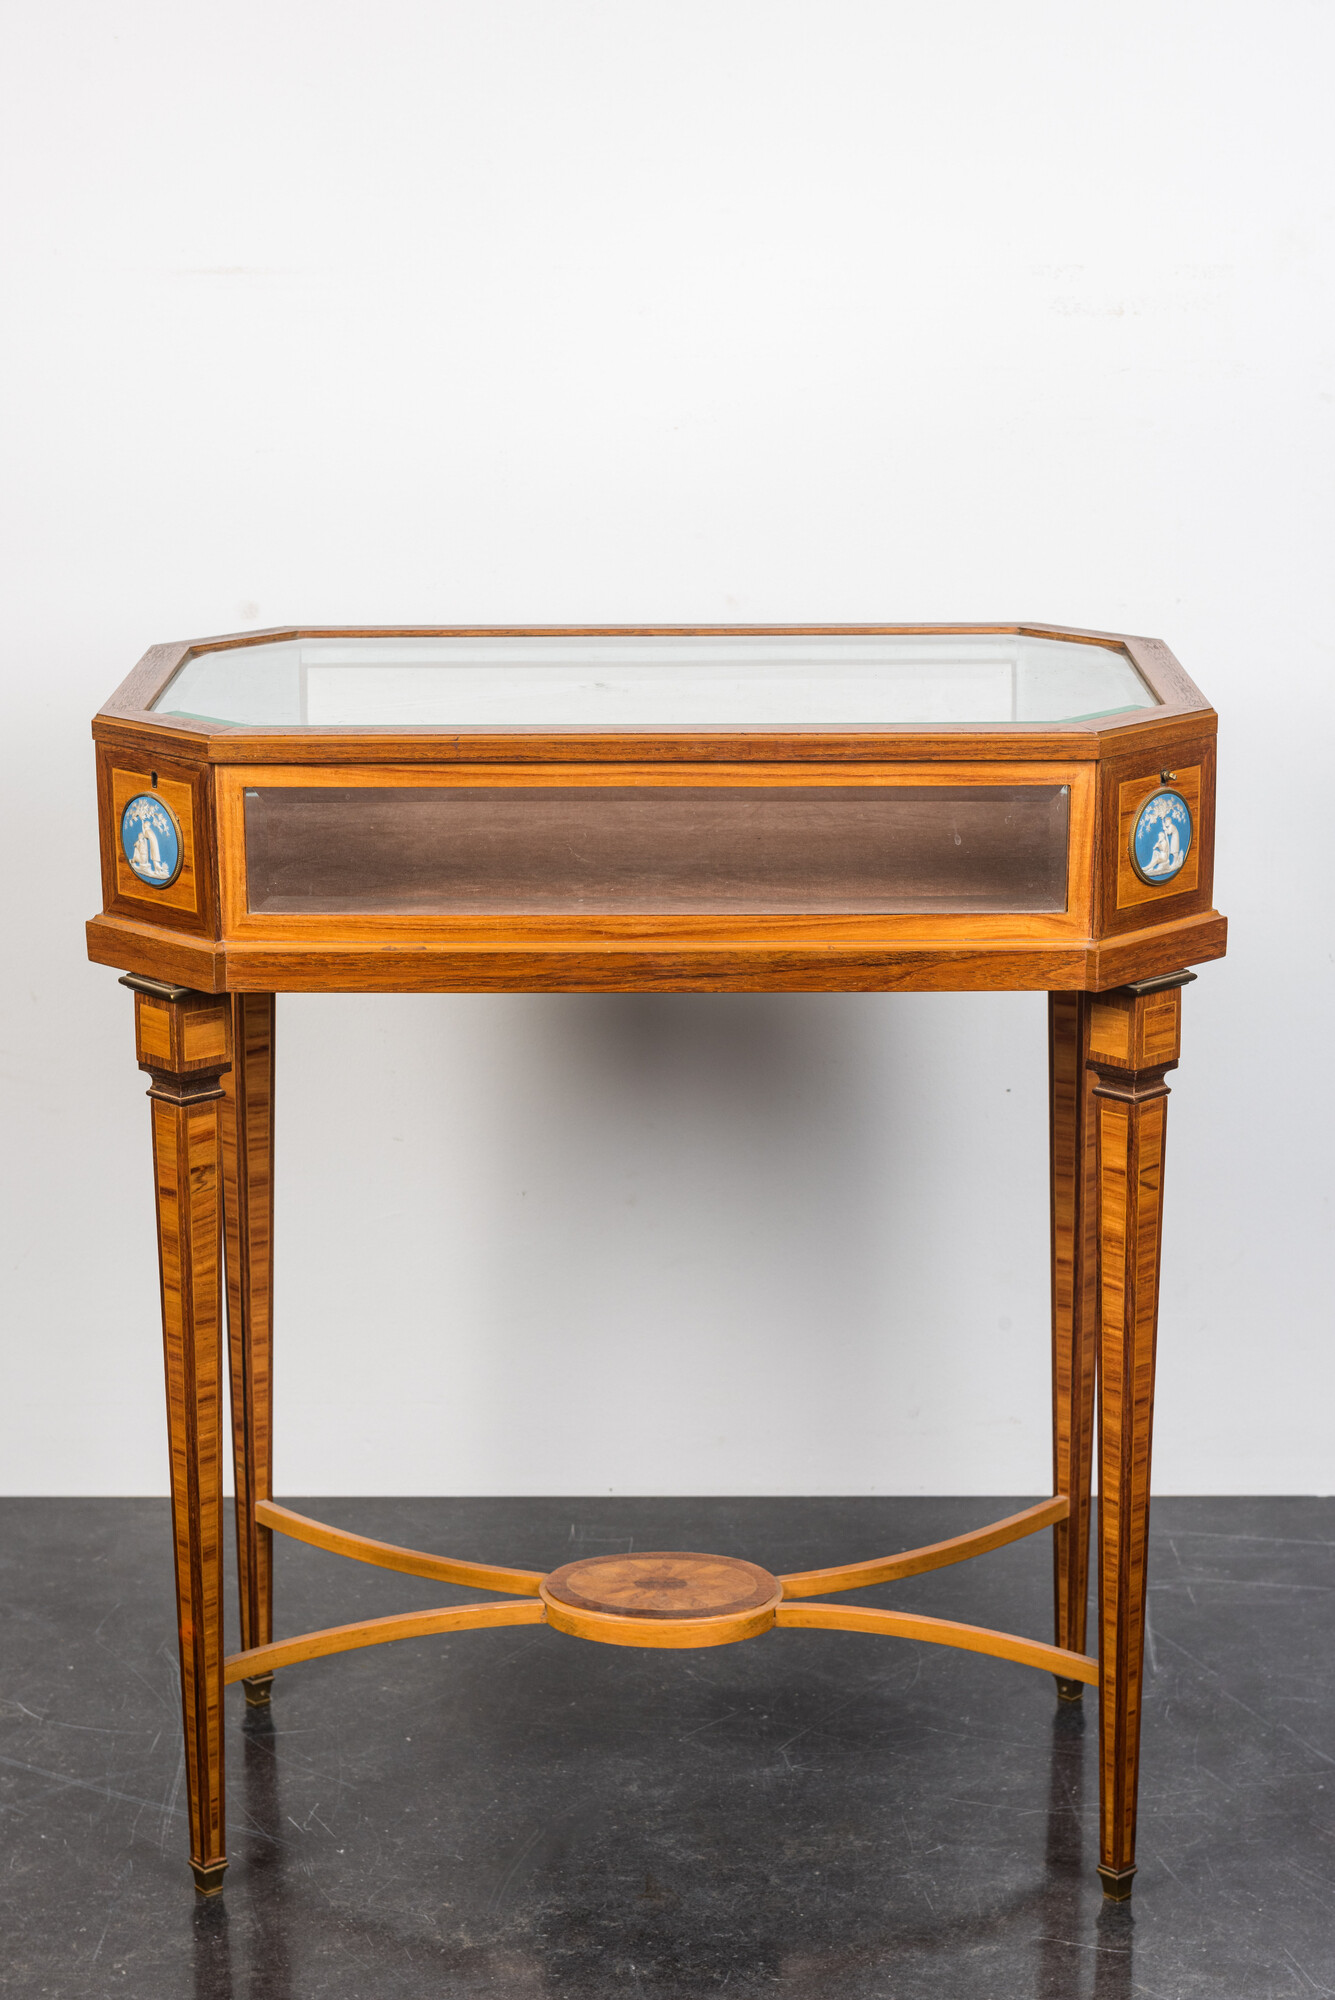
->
[88,906,1228,997]
[96,623,1215,760]
[213,758,1097,946]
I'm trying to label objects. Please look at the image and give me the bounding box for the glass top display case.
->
[88,623,1224,993]
[86,621,1227,1905]
[150,631,1157,729]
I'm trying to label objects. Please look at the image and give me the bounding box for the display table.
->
[87,624,1225,1899]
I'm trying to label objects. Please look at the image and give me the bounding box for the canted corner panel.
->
[1095,734,1216,941]
[103,755,216,938]
[1115,765,1202,913]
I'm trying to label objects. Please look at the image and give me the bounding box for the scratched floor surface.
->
[1,1497,1331,2000]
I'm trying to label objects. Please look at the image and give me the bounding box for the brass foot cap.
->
[243,1673,274,1707]
[1098,1865,1136,1901]
[1055,1677,1085,1703]
[191,1860,228,1897]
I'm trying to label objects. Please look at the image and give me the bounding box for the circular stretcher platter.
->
[541,1551,783,1649]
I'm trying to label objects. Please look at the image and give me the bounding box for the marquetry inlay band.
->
[546,1551,780,1620]
[541,1550,785,1648]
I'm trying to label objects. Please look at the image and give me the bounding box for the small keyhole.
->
[150,771,158,787]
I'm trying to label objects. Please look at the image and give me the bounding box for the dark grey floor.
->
[2,1498,1332,1999]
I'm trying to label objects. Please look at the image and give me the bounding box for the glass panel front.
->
[243,784,1071,915]
[154,633,1154,729]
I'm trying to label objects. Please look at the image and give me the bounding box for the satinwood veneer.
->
[90,625,1225,1903]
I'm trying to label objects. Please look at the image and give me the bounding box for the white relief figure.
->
[126,801,171,879]
[1146,808,1181,877]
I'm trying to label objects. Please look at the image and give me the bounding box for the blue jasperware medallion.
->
[1130,788,1191,887]
[121,792,183,888]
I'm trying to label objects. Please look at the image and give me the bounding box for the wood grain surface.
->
[91,629,1222,1906]
[136,987,233,1893]
[224,1599,546,1683]
[239,782,1073,918]
[94,709,1219,770]
[256,1500,546,1597]
[1049,993,1099,1687]
[96,749,217,940]
[1089,981,1179,1897]
[774,1601,1099,1684]
[1115,766,1202,912]
[221,994,276,1703]
[1096,734,1216,940]
[545,1552,780,1619]
[109,768,198,919]
[541,1553,784,1649]
[215,758,1097,943]
[86,907,1228,995]
[94,624,1214,766]
[779,1497,1069,1598]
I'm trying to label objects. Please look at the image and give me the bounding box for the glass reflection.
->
[152,631,1156,729]
[238,1706,294,2000]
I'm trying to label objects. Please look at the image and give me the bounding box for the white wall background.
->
[2,1,1331,1496]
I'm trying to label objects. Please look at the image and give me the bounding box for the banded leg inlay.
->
[221,993,277,1705]
[126,975,233,1896]
[1049,991,1099,1696]
[1088,973,1186,1898]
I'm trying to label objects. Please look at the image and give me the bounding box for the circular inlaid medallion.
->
[1129,788,1192,887]
[120,792,183,888]
[541,1551,782,1649]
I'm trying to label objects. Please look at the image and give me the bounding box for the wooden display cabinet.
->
[87,623,1226,1899]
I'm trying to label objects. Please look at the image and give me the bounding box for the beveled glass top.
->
[151,632,1156,729]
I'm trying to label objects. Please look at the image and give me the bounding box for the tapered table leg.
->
[1088,974,1188,1899]
[127,976,233,1895]
[221,994,277,1707]
[1049,992,1098,1699]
